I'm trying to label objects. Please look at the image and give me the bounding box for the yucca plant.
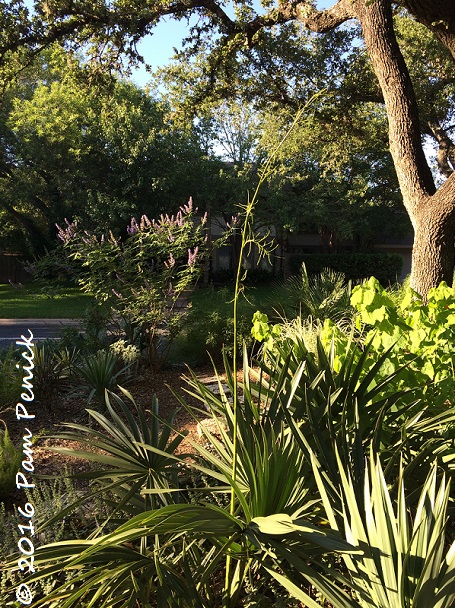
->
[328,453,455,608]
[53,346,81,379]
[261,450,455,608]
[76,349,133,404]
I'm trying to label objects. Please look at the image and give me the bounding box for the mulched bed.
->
[3,364,221,510]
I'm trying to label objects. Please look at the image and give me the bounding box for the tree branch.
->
[426,118,455,178]
[401,0,455,60]
[356,0,436,217]
[0,0,356,67]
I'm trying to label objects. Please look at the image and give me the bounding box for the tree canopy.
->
[1,0,455,296]
[0,46,224,254]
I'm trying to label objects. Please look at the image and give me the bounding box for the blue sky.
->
[131,0,334,87]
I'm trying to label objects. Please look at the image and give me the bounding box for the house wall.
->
[207,218,413,281]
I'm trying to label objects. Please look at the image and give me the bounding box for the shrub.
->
[0,346,23,413]
[0,423,21,502]
[282,263,353,322]
[172,287,256,364]
[288,252,403,285]
[56,199,209,367]
[322,277,455,407]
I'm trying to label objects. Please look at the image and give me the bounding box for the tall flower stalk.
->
[223,95,322,605]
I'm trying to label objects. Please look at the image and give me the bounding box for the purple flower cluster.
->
[56,219,77,244]
[182,197,193,214]
[140,215,152,229]
[226,214,240,228]
[127,218,139,236]
[164,253,175,268]
[127,199,196,236]
[187,246,199,267]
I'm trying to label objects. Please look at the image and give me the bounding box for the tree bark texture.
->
[353,0,455,297]
[410,176,455,293]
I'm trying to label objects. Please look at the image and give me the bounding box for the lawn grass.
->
[0,282,94,318]
[190,282,287,317]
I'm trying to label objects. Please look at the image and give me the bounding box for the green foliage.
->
[0,423,21,501]
[9,389,192,607]
[323,277,455,407]
[173,287,256,364]
[267,453,455,608]
[0,473,114,607]
[32,341,72,410]
[282,263,353,322]
[0,346,23,412]
[0,46,223,255]
[75,350,132,405]
[58,200,208,367]
[13,352,358,607]
[7,322,455,606]
[323,456,455,608]
[288,253,403,285]
[45,388,187,521]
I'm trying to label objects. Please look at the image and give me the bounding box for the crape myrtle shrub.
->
[289,253,403,285]
[57,198,208,366]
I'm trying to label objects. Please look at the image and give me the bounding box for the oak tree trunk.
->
[410,179,455,295]
[354,0,455,298]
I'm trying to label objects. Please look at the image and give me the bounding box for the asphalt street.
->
[0,319,81,350]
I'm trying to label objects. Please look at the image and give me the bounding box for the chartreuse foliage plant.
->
[321,277,455,406]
